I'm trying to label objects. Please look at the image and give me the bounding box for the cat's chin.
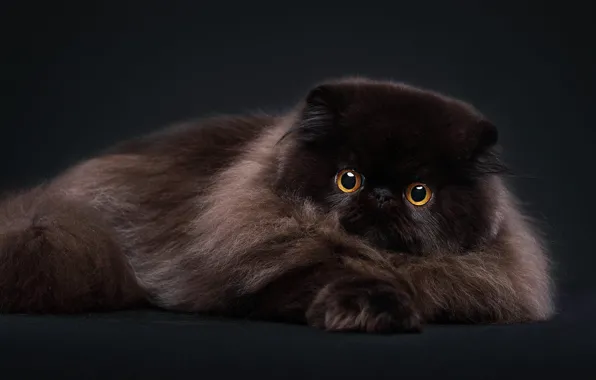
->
[345,227,419,256]
[380,241,425,256]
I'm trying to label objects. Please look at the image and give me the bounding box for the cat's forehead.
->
[336,82,490,163]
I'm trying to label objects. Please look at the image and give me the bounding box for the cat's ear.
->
[304,84,348,115]
[454,119,499,160]
[472,120,499,155]
[293,84,349,145]
[468,120,508,175]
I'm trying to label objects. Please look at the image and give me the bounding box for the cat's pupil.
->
[410,185,426,202]
[341,172,357,189]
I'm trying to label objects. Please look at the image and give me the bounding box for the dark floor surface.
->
[1,288,594,380]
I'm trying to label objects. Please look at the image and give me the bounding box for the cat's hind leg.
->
[0,186,145,313]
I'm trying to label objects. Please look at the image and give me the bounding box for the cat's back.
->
[52,113,279,206]
[105,113,279,168]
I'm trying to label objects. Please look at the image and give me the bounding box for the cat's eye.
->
[405,183,432,206]
[336,169,363,193]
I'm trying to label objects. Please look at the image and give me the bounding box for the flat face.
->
[277,79,504,255]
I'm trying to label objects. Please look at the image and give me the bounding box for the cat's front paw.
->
[306,277,422,334]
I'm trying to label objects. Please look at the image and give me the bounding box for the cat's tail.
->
[0,185,145,313]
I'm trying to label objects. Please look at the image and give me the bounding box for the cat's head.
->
[274,77,507,255]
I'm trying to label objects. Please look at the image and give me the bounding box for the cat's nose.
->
[372,188,394,207]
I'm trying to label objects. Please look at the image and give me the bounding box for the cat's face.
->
[275,78,506,255]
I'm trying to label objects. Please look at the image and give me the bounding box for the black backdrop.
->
[1,1,594,299]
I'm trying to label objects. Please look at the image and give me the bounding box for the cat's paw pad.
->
[306,277,422,334]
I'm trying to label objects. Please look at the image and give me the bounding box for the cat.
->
[0,77,554,333]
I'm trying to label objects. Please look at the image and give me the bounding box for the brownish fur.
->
[0,77,554,332]
[0,186,144,312]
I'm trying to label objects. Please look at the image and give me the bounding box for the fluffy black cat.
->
[0,77,554,332]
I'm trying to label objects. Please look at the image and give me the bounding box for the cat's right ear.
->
[292,84,348,145]
[305,84,346,110]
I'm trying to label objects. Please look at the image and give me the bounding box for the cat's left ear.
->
[472,119,499,155]
[456,119,499,159]
[293,84,350,145]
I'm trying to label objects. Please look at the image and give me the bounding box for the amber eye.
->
[405,183,432,206]
[336,169,363,193]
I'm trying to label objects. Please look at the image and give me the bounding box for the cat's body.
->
[0,78,554,332]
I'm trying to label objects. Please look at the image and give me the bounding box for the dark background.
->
[1,1,594,303]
